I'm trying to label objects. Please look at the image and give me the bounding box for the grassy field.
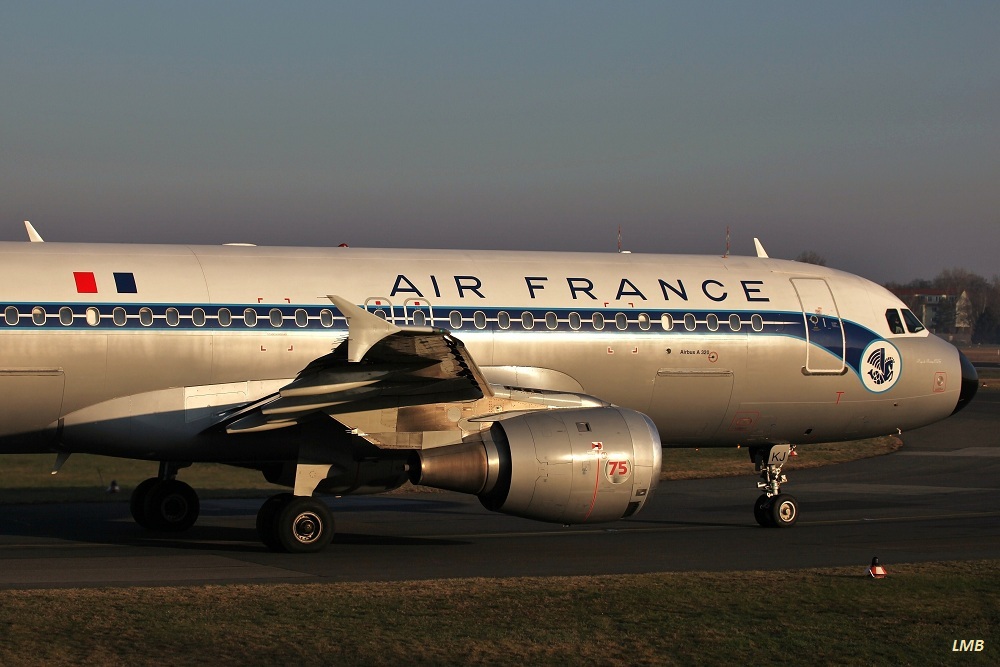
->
[0,561,996,666]
[0,436,902,504]
[0,456,279,504]
[660,435,900,480]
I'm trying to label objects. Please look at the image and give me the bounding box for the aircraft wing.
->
[217,296,494,446]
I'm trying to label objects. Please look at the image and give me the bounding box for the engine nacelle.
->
[410,407,662,524]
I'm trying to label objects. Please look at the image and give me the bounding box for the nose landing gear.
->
[750,444,799,528]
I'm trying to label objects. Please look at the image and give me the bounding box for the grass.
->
[0,455,279,504]
[659,435,901,480]
[0,561,997,666]
[0,436,902,503]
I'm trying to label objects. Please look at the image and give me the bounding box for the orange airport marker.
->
[869,556,887,578]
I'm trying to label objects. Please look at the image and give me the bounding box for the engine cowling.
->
[409,406,662,523]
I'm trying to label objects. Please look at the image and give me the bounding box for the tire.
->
[130,478,160,528]
[753,494,774,527]
[770,494,798,528]
[256,493,293,551]
[143,479,200,532]
[274,497,334,553]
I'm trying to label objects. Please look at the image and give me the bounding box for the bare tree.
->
[795,250,827,266]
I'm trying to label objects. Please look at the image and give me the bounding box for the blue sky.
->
[1,1,997,283]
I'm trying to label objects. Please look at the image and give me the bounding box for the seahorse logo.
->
[866,347,895,385]
[861,341,901,392]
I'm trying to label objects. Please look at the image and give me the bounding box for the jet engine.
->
[409,407,662,523]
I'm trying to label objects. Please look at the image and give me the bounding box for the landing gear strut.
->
[749,444,798,528]
[130,462,200,532]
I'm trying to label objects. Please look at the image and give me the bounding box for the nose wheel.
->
[754,493,799,527]
[750,445,798,528]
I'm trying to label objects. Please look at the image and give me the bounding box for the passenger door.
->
[791,278,845,374]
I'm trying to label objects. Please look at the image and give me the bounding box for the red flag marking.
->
[74,272,98,293]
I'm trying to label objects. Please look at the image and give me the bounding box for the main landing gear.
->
[255,493,334,553]
[130,462,200,532]
[256,456,338,553]
[749,444,798,528]
[128,460,337,553]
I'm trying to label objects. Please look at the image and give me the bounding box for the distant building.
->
[888,288,972,344]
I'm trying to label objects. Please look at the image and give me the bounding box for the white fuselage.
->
[0,242,966,457]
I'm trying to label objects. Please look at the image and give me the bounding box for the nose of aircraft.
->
[952,349,978,415]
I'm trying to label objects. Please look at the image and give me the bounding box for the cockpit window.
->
[902,309,925,334]
[885,309,905,335]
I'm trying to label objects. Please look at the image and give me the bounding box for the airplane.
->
[0,222,978,552]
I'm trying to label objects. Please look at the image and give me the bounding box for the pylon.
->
[868,556,887,578]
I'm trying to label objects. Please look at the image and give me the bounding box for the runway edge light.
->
[869,556,887,579]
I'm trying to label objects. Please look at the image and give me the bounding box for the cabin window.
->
[592,312,605,330]
[319,309,334,327]
[751,314,764,332]
[86,307,101,326]
[497,311,511,330]
[31,306,46,326]
[294,309,308,327]
[521,311,534,330]
[113,307,128,326]
[885,309,905,335]
[139,307,154,327]
[569,312,582,331]
[372,308,387,320]
[412,310,427,326]
[474,311,487,330]
[638,313,651,331]
[218,308,232,327]
[165,308,180,327]
[615,313,628,330]
[269,308,283,327]
[243,308,258,327]
[706,314,719,332]
[4,306,18,326]
[449,310,463,329]
[192,308,207,327]
[729,314,742,331]
[902,309,925,334]
[545,312,558,330]
[683,313,697,331]
[59,307,74,326]
[660,313,673,331]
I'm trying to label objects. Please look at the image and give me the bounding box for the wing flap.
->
[213,295,493,436]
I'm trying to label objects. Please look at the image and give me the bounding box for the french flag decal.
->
[73,271,137,293]
[114,272,137,293]
[73,272,98,293]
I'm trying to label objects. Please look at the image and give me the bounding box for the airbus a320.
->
[0,223,977,552]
